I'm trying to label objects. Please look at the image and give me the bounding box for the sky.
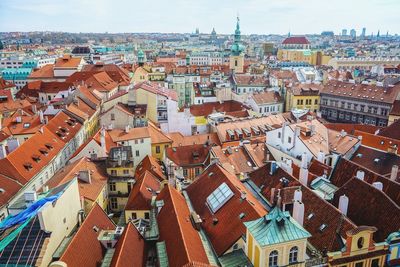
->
[0,0,399,35]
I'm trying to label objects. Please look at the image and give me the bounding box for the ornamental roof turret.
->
[230,17,245,56]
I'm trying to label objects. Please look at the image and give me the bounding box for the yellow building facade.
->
[327,226,388,267]
[277,49,331,66]
[285,85,321,112]
[244,206,311,267]
[135,87,158,123]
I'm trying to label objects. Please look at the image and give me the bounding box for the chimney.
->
[0,144,7,159]
[44,116,49,124]
[372,182,383,191]
[281,122,288,144]
[78,170,91,184]
[285,159,293,175]
[270,188,276,204]
[338,194,349,215]
[340,129,347,137]
[293,200,305,226]
[100,127,106,155]
[299,153,309,186]
[356,170,365,180]
[125,125,130,133]
[39,110,44,124]
[269,161,278,175]
[317,151,325,163]
[390,165,398,181]
[294,189,302,202]
[7,138,20,153]
[301,152,308,169]
[32,104,37,114]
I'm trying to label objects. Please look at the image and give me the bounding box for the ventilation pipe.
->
[293,200,305,226]
[338,194,349,215]
[390,165,398,181]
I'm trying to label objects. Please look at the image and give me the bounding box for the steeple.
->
[137,49,145,66]
[230,16,244,56]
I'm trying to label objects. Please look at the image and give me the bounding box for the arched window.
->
[289,246,299,263]
[269,250,278,267]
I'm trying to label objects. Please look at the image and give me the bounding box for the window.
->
[135,150,140,157]
[371,259,380,267]
[206,182,234,213]
[183,169,188,177]
[111,113,115,121]
[357,237,364,249]
[123,169,129,175]
[314,99,318,105]
[289,246,298,263]
[195,167,201,176]
[278,132,281,139]
[111,170,117,176]
[355,262,363,267]
[109,182,116,191]
[288,136,292,144]
[144,212,150,220]
[131,212,137,220]
[269,250,278,267]
[110,198,118,209]
[156,146,160,153]
[140,139,144,143]
[135,139,138,144]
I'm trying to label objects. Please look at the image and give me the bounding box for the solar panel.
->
[206,182,234,213]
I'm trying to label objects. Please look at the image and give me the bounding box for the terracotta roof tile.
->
[45,157,107,202]
[126,171,160,210]
[134,81,178,101]
[166,144,211,167]
[167,132,221,147]
[110,223,146,267]
[332,177,400,242]
[187,100,247,117]
[186,164,266,255]
[135,155,166,182]
[282,36,310,45]
[60,203,115,266]
[54,55,83,68]
[108,127,150,142]
[157,185,211,266]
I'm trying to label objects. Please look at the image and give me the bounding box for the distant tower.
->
[377,30,380,39]
[186,54,190,66]
[288,31,291,37]
[342,29,347,36]
[386,31,389,38]
[195,28,199,35]
[361,27,366,38]
[350,29,356,38]
[229,16,245,73]
[137,49,145,66]
[211,27,217,41]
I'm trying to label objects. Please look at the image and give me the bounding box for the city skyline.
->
[0,0,399,35]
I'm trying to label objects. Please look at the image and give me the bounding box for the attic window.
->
[45,143,53,150]
[23,123,30,128]
[39,148,48,155]
[60,127,68,133]
[66,120,73,126]
[23,162,33,171]
[307,213,314,220]
[32,154,41,162]
[206,182,234,213]
[380,141,385,145]
[319,224,328,232]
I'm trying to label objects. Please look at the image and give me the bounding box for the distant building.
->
[342,29,348,36]
[350,29,356,38]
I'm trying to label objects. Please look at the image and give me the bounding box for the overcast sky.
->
[0,0,399,35]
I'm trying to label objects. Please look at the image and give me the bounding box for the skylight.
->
[206,182,234,213]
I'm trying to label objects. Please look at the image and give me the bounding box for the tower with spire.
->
[229,16,245,73]
[137,49,145,66]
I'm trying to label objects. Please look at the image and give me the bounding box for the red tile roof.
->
[166,144,211,167]
[28,64,54,79]
[45,111,83,143]
[45,157,108,202]
[167,132,221,147]
[252,91,282,105]
[186,100,247,117]
[0,174,22,208]
[332,177,400,243]
[282,36,310,45]
[321,81,400,104]
[354,130,400,154]
[325,123,380,135]
[186,164,266,255]
[249,163,357,252]
[60,203,115,267]
[157,185,211,266]
[0,127,65,184]
[0,78,15,90]
[134,81,178,101]
[125,171,160,211]
[378,119,400,140]
[110,223,146,267]
[55,55,83,68]
[134,155,166,182]
[330,157,400,206]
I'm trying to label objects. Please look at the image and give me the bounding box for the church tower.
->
[137,49,145,67]
[229,17,245,73]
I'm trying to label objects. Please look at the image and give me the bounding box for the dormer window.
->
[23,162,33,171]
[39,148,48,155]
[45,143,53,150]
[32,154,41,162]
